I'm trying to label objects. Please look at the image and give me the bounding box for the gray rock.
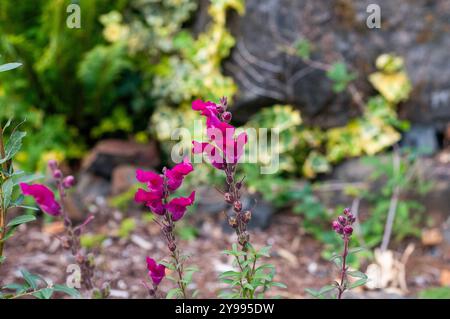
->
[222,0,450,130]
[401,125,439,155]
[82,139,160,179]
[225,194,275,231]
[196,187,275,230]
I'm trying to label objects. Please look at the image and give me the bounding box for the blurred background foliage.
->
[0,0,420,254]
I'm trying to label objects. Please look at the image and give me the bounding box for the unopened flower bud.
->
[338,215,346,225]
[233,200,242,212]
[235,181,243,189]
[332,220,343,234]
[222,112,232,122]
[168,242,177,252]
[243,210,252,223]
[74,227,81,237]
[62,175,75,189]
[343,207,351,216]
[343,225,353,235]
[220,96,228,108]
[53,169,62,179]
[64,218,71,228]
[224,192,234,204]
[347,213,355,224]
[228,217,238,228]
[216,105,225,113]
[48,160,58,171]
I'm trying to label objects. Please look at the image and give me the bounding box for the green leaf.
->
[305,285,336,298]
[348,278,368,289]
[0,130,26,164]
[295,39,312,60]
[0,63,22,72]
[256,245,272,258]
[219,271,241,279]
[347,270,368,279]
[13,173,45,186]
[3,283,27,294]
[3,119,12,131]
[33,288,54,299]
[2,178,14,209]
[270,282,287,289]
[166,288,182,299]
[53,284,81,298]
[348,247,365,255]
[20,269,40,290]
[243,283,254,291]
[326,62,357,93]
[0,256,5,264]
[6,214,36,228]
[0,225,18,242]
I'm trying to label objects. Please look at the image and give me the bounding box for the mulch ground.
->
[0,208,447,299]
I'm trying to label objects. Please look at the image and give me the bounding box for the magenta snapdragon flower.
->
[191,99,248,169]
[19,183,61,216]
[135,158,195,221]
[166,191,196,221]
[146,257,166,285]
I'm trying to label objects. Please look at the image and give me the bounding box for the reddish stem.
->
[337,237,349,299]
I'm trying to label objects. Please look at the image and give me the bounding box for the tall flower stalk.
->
[20,160,105,297]
[192,97,284,299]
[307,207,368,299]
[135,159,196,299]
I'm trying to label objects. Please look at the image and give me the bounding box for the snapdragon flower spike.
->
[134,159,195,221]
[146,257,166,286]
[192,99,248,168]
[332,207,355,238]
[19,183,61,216]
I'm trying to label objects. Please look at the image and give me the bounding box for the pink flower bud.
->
[222,112,232,122]
[343,225,353,235]
[338,215,346,225]
[62,175,75,188]
[216,105,225,113]
[224,192,234,204]
[48,160,58,171]
[332,220,343,234]
[53,169,62,179]
[343,207,351,216]
[233,200,242,212]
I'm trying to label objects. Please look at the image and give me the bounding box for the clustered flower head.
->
[332,207,355,238]
[192,97,248,169]
[134,157,195,221]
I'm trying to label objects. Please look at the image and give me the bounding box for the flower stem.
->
[0,129,7,258]
[56,181,94,290]
[337,237,349,299]
[164,212,187,299]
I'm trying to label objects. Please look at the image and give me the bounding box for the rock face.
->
[225,0,450,131]
[82,139,160,179]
